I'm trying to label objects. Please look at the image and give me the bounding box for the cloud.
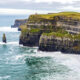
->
[23,0,79,4]
[0,0,79,4]
[0,0,80,15]
[0,8,54,15]
[61,6,80,11]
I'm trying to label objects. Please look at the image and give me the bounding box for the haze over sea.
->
[0,15,80,80]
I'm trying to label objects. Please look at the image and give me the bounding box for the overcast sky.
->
[0,0,80,15]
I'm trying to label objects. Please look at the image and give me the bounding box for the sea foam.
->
[0,42,19,45]
[0,75,10,80]
[0,27,19,32]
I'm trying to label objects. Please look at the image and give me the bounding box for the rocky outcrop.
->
[2,33,7,43]
[19,12,80,54]
[19,29,42,46]
[11,19,27,30]
[39,34,80,54]
[55,16,80,34]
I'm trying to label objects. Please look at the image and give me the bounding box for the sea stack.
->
[2,33,7,43]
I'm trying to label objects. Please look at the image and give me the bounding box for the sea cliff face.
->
[56,16,80,34]
[39,34,80,53]
[19,12,80,54]
[19,29,42,46]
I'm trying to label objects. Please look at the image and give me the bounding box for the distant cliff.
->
[19,12,80,54]
[11,19,27,30]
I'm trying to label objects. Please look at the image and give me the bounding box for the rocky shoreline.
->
[12,12,80,54]
[19,30,41,46]
[39,34,80,54]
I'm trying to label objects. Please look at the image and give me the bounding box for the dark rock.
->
[39,35,80,54]
[2,33,7,43]
[19,32,41,47]
[18,27,21,31]
[18,12,80,54]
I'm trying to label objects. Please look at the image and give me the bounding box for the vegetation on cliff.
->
[20,11,80,38]
[42,31,80,40]
[28,12,80,23]
[19,11,80,53]
[29,29,41,33]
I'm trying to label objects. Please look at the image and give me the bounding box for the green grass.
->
[42,31,80,40]
[30,29,41,33]
[20,25,28,36]
[39,12,80,19]
[28,12,80,23]
[42,32,67,37]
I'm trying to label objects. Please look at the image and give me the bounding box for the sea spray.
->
[0,27,19,32]
[0,26,80,80]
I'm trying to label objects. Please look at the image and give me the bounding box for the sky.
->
[0,0,80,15]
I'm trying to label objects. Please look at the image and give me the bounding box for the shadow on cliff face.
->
[25,56,70,80]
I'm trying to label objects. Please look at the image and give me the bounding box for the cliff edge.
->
[19,12,80,54]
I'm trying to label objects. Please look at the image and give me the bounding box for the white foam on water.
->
[20,51,80,80]
[3,46,80,80]
[2,44,80,74]
[35,52,80,80]
[15,54,26,60]
[0,27,19,32]
[38,52,80,72]
[9,51,66,61]
[6,51,61,65]
[7,42,19,45]
[0,75,10,80]
[0,42,19,45]
[60,54,80,74]
[6,54,27,64]
[24,51,64,58]
[36,51,80,80]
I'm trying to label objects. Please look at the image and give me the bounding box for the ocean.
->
[0,15,80,80]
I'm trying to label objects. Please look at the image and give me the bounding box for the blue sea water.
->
[0,15,80,80]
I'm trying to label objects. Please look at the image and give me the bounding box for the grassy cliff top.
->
[39,12,80,19]
[28,12,80,23]
[42,31,80,40]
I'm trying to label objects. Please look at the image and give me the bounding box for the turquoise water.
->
[0,27,80,80]
[0,15,80,80]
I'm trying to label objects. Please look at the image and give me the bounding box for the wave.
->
[22,51,63,58]
[7,50,70,60]
[6,54,26,64]
[0,27,19,32]
[36,51,80,76]
[0,42,19,45]
[9,52,61,63]
[0,76,10,80]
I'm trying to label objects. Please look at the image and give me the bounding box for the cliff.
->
[11,19,27,30]
[27,12,80,34]
[19,12,80,54]
[19,28,42,46]
[39,32,80,53]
